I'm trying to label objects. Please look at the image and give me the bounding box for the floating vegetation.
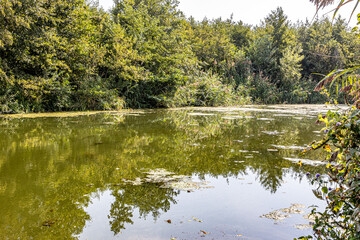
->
[185,105,342,116]
[102,122,116,125]
[234,161,245,164]
[294,224,313,230]
[122,169,213,191]
[272,145,306,150]
[262,130,282,135]
[280,206,305,214]
[239,150,249,153]
[261,203,307,223]
[257,118,275,121]
[284,158,326,166]
[122,177,143,186]
[273,114,295,117]
[222,117,238,120]
[162,181,213,191]
[0,111,112,119]
[188,113,215,116]
[293,117,304,120]
[260,210,291,220]
[260,203,321,230]
[0,110,147,119]
[291,203,306,208]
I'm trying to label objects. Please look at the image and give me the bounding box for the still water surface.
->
[0,105,333,239]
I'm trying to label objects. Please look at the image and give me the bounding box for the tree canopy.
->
[1,0,360,113]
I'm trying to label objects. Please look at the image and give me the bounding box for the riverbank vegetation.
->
[296,1,360,239]
[1,0,360,113]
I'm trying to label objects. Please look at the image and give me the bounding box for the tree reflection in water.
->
[0,106,327,239]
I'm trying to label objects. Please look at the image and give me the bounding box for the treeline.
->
[0,0,359,113]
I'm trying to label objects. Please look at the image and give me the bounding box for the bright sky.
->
[98,0,358,27]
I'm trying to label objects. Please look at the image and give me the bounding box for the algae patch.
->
[262,130,282,135]
[260,211,291,220]
[272,145,306,150]
[260,203,323,231]
[280,206,305,214]
[260,202,306,220]
[121,168,213,191]
[294,224,313,230]
[284,157,326,166]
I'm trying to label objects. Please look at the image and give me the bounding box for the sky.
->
[98,0,358,27]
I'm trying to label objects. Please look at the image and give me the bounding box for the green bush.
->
[171,72,250,107]
[299,106,360,239]
[246,72,280,104]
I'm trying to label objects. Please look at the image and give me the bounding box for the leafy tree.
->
[0,0,122,112]
[112,0,198,107]
[247,7,304,102]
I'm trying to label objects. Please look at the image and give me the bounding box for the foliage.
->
[247,8,305,102]
[2,1,360,112]
[0,0,122,112]
[298,13,360,238]
[299,105,360,239]
[171,72,250,107]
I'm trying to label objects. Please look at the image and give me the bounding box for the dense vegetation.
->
[299,29,360,240]
[295,1,360,239]
[1,0,360,113]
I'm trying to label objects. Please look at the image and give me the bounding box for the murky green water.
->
[0,105,333,240]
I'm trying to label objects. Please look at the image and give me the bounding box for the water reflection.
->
[0,106,330,239]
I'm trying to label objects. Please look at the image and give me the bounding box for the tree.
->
[111,0,198,107]
[0,0,122,112]
[248,7,304,102]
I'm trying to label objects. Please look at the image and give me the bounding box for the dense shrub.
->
[299,106,360,240]
[171,72,250,107]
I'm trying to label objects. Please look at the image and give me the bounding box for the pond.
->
[0,105,334,239]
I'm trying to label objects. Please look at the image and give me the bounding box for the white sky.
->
[98,0,358,27]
